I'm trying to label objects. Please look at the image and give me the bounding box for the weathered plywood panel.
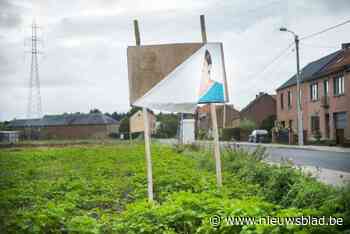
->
[129,110,156,133]
[127,43,203,104]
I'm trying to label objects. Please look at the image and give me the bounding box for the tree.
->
[260,115,276,132]
[154,113,178,138]
[128,107,142,117]
[119,116,130,133]
[112,112,127,121]
[90,108,102,114]
[239,118,257,133]
[0,121,9,130]
[104,112,127,121]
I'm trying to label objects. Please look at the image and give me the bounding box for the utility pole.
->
[294,35,304,146]
[27,21,42,119]
[280,27,304,145]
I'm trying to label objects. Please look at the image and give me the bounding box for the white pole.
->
[143,107,154,201]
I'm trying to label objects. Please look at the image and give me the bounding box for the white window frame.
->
[287,90,292,107]
[334,75,345,95]
[311,83,318,101]
[324,80,329,96]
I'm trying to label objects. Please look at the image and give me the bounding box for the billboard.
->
[127,42,228,113]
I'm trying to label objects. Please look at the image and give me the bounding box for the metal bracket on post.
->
[200,14,223,187]
[133,19,154,201]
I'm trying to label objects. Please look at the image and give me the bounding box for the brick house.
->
[239,92,277,128]
[8,113,119,140]
[196,94,276,131]
[276,43,350,145]
[196,104,240,130]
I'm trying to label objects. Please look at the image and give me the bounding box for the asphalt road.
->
[238,144,350,173]
[157,139,350,173]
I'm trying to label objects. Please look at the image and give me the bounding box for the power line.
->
[260,48,294,81]
[248,42,294,79]
[300,19,350,40]
[300,42,338,49]
[240,43,294,92]
[242,18,349,93]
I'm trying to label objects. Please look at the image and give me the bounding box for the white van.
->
[248,130,269,143]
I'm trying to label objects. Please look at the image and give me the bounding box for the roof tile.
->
[277,49,344,90]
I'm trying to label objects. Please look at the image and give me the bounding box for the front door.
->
[325,114,330,139]
[334,112,347,145]
[336,129,345,145]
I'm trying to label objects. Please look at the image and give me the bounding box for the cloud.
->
[1,0,350,120]
[0,0,23,28]
[316,0,350,13]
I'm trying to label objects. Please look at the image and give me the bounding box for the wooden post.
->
[220,43,229,129]
[223,104,226,128]
[133,20,141,46]
[143,107,154,201]
[210,104,222,186]
[134,19,154,201]
[200,15,207,44]
[200,15,222,187]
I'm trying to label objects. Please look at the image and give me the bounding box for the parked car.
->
[248,129,269,143]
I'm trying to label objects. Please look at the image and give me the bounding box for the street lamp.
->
[280,27,304,146]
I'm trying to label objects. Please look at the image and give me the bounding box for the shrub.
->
[219,146,345,211]
[67,215,101,234]
[279,176,334,209]
[196,129,208,140]
[220,128,240,141]
[263,165,301,204]
[239,119,257,132]
[260,115,276,133]
[114,191,339,234]
[153,114,178,138]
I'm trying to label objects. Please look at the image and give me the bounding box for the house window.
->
[323,80,329,96]
[334,112,347,129]
[334,75,345,95]
[280,93,284,109]
[310,116,320,133]
[288,120,293,129]
[310,83,318,101]
[287,91,292,108]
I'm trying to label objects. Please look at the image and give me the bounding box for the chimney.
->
[256,92,265,99]
[341,43,350,50]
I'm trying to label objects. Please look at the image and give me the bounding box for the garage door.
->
[334,112,347,129]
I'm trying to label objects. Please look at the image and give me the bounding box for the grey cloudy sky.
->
[0,0,349,121]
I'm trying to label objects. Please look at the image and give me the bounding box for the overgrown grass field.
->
[0,143,349,233]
